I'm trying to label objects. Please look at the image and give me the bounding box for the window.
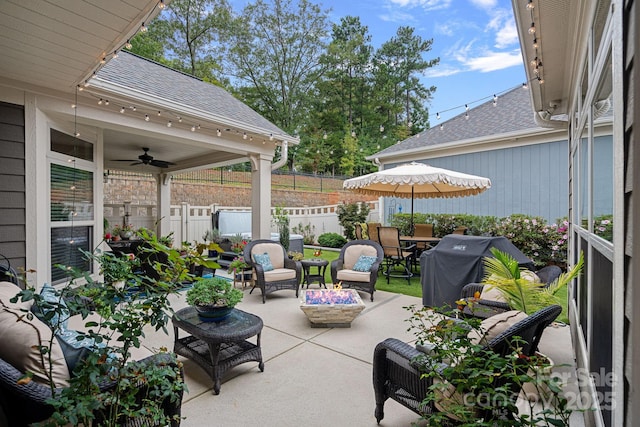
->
[49,129,95,283]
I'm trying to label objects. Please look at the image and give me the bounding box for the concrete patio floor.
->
[140,282,584,427]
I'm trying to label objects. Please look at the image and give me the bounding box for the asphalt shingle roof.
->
[95,52,289,137]
[377,86,543,156]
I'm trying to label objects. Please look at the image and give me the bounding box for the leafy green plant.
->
[97,251,139,284]
[405,304,573,426]
[482,248,584,315]
[337,202,370,240]
[185,277,243,307]
[14,230,189,426]
[292,222,316,245]
[317,232,347,248]
[287,251,304,261]
[273,206,290,251]
[227,256,250,274]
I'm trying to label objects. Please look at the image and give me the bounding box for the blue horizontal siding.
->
[386,141,569,224]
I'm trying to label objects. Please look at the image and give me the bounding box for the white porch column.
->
[249,154,272,240]
[156,173,172,239]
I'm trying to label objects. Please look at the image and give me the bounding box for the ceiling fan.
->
[114,147,176,168]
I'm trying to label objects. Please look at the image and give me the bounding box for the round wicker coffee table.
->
[172,306,264,394]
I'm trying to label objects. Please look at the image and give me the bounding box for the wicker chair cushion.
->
[343,244,379,270]
[336,269,370,282]
[353,255,377,272]
[263,268,296,282]
[251,243,284,268]
[253,252,274,272]
[467,310,528,346]
[479,285,508,303]
[0,282,70,387]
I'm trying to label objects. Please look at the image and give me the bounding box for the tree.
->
[373,26,439,131]
[130,0,232,85]
[222,0,330,134]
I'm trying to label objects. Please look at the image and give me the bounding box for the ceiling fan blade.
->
[150,159,175,168]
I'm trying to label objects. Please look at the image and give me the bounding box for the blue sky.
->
[322,0,527,122]
[228,0,527,123]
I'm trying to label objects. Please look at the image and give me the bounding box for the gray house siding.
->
[388,140,568,224]
[0,101,26,276]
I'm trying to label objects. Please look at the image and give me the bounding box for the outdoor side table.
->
[172,306,264,395]
[300,258,329,289]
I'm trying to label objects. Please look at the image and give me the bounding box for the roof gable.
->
[377,86,544,156]
[94,52,289,138]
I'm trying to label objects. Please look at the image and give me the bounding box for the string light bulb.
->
[104,99,109,105]
[379,125,384,133]
[144,114,150,121]
[140,22,147,32]
[100,57,106,64]
[493,94,498,106]
[532,38,538,49]
[120,106,125,113]
[440,123,444,130]
[216,129,221,136]
[192,125,197,132]
[167,121,172,127]
[530,56,538,67]
[526,0,534,10]
[436,112,440,120]
[243,132,247,140]
[465,104,469,111]
[269,133,274,141]
[538,76,545,84]
[465,111,469,120]
[522,82,528,89]
[112,51,118,59]
[528,22,536,34]
[157,110,161,116]
[158,0,166,9]
[125,40,132,49]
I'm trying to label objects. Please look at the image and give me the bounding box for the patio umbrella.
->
[343,162,492,234]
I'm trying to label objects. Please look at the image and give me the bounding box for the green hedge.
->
[388,213,569,268]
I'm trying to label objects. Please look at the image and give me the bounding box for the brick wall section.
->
[104,175,370,207]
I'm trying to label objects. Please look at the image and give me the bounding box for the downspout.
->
[271,140,289,171]
[533,111,567,129]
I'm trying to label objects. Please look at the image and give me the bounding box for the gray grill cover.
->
[420,235,534,308]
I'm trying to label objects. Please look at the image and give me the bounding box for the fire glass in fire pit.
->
[299,289,365,328]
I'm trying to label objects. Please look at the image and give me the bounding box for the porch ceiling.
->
[0,0,161,92]
[512,0,575,116]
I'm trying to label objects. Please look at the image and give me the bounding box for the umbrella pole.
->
[410,186,415,236]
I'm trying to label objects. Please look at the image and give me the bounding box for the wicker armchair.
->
[0,353,183,427]
[330,239,384,301]
[244,239,301,303]
[372,305,562,424]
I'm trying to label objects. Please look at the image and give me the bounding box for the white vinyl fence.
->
[104,201,379,245]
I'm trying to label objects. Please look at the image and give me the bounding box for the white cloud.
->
[379,10,418,24]
[485,8,518,48]
[469,0,498,10]
[423,65,462,78]
[463,50,523,72]
[387,0,452,11]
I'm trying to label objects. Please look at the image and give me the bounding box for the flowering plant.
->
[229,233,248,254]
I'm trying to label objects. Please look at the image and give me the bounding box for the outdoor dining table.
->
[400,235,441,248]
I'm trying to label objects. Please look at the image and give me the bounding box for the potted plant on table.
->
[202,228,224,257]
[186,277,244,322]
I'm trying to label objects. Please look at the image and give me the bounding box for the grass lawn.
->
[303,247,569,322]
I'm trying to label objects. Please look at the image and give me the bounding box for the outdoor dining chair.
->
[377,226,415,284]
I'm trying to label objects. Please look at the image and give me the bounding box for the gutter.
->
[271,140,289,171]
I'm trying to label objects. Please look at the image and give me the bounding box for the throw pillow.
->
[253,252,274,272]
[352,255,377,272]
[479,285,508,303]
[31,283,71,330]
[467,310,528,346]
[55,328,105,374]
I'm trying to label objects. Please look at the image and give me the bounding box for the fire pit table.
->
[299,288,365,328]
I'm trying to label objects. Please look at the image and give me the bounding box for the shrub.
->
[317,232,347,248]
[337,202,370,240]
[292,222,316,245]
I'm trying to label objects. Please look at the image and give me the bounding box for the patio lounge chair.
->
[244,239,301,303]
[372,304,562,424]
[330,239,384,301]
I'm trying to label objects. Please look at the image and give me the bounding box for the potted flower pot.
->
[185,277,244,322]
